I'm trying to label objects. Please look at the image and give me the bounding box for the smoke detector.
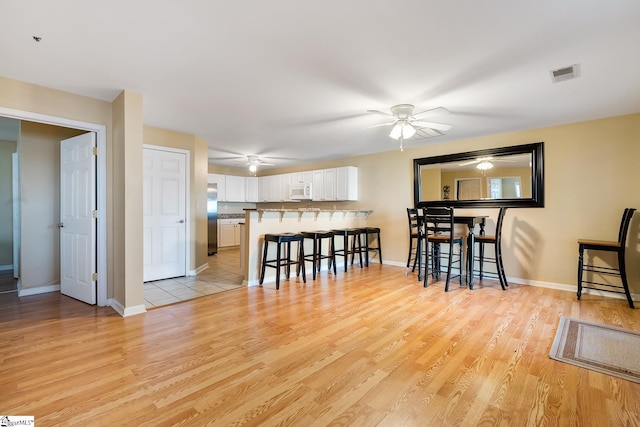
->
[550,64,580,83]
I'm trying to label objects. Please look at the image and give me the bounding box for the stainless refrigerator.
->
[207,184,218,255]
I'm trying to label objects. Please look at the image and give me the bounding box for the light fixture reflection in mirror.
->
[413,142,544,208]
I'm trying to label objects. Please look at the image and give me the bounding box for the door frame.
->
[0,107,107,306]
[143,144,191,281]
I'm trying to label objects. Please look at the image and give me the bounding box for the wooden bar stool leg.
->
[330,236,337,275]
[618,251,634,308]
[299,239,306,282]
[259,238,268,284]
[577,244,584,300]
[275,241,282,290]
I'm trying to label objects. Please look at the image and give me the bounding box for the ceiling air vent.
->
[550,64,580,83]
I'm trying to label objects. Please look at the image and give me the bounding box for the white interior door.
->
[143,148,186,282]
[60,133,96,304]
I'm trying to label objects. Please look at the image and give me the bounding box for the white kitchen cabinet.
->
[208,173,227,201]
[312,168,337,201]
[324,168,337,201]
[218,218,243,247]
[291,171,313,185]
[336,166,358,201]
[312,170,324,201]
[245,177,259,202]
[225,175,246,202]
[258,175,274,202]
[274,174,286,201]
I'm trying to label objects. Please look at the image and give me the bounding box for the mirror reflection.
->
[413,142,544,208]
[419,153,532,201]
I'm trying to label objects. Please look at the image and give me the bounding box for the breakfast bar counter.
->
[241,209,373,286]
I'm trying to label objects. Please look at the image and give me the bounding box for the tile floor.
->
[144,248,244,309]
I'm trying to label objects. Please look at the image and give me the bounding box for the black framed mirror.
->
[413,142,544,208]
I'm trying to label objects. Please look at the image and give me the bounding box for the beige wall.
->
[18,122,84,288]
[0,139,17,266]
[260,113,640,295]
[112,91,144,308]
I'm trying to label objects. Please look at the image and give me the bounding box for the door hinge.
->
[92,210,98,218]
[92,146,98,156]
[92,272,98,281]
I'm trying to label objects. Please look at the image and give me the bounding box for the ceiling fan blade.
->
[367,109,393,117]
[458,159,481,166]
[411,120,452,132]
[416,127,444,138]
[213,156,245,161]
[413,107,451,119]
[362,122,395,130]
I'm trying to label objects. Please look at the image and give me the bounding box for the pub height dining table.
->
[454,214,488,289]
[415,209,487,289]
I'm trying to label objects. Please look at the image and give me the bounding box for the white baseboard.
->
[192,263,209,275]
[18,284,60,297]
[108,298,147,317]
[511,276,638,302]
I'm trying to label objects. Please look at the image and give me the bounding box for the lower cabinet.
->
[219,219,243,247]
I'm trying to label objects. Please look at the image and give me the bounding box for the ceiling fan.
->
[209,151,279,173]
[243,155,273,173]
[366,104,453,151]
[458,156,515,170]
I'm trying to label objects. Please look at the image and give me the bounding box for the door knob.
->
[178,220,185,223]
[57,223,64,228]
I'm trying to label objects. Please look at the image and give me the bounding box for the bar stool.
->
[301,230,337,280]
[362,227,382,266]
[473,207,508,290]
[577,208,636,308]
[331,228,363,272]
[259,233,306,290]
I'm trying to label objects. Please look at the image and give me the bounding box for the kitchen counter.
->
[241,209,373,286]
[245,208,372,222]
[218,213,246,219]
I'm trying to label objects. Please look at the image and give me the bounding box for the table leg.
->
[467,231,475,289]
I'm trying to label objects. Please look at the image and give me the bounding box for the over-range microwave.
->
[289,182,313,200]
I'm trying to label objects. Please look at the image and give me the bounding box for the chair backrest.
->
[495,207,508,241]
[617,208,636,246]
[423,207,454,237]
[407,208,422,236]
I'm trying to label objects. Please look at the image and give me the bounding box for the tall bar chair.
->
[423,207,465,291]
[577,208,636,308]
[473,207,508,290]
[406,208,424,276]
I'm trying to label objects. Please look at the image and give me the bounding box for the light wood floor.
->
[1,263,639,426]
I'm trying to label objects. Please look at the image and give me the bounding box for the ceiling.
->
[1,1,639,169]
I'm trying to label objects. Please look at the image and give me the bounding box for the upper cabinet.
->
[210,166,358,203]
[225,175,246,202]
[312,167,356,201]
[336,166,358,201]
[207,173,227,201]
[245,177,259,202]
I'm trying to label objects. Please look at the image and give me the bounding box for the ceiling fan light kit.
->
[368,104,452,150]
[389,121,416,140]
[476,160,494,170]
